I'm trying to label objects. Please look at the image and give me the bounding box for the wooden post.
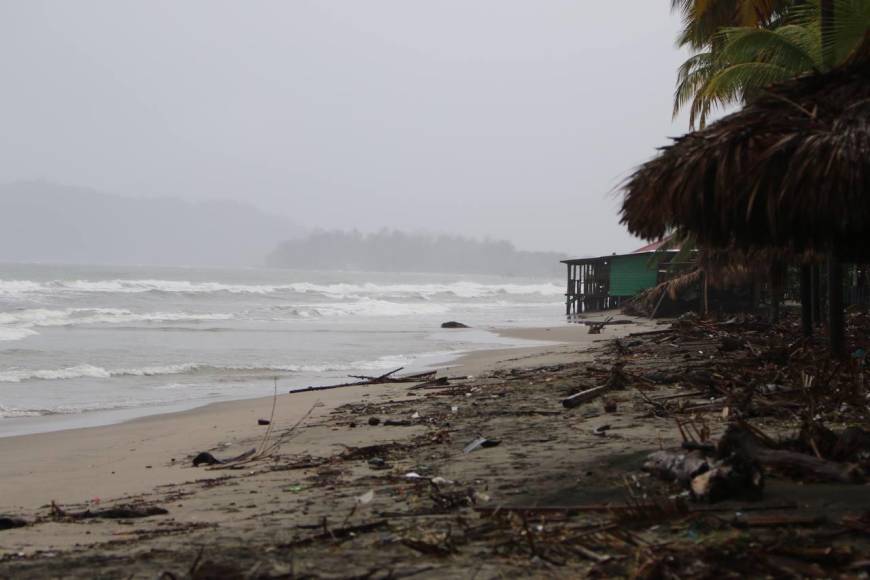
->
[702,271,709,318]
[811,265,820,326]
[770,260,785,324]
[828,253,845,357]
[565,264,571,317]
[751,279,761,312]
[800,264,813,337]
[771,280,781,325]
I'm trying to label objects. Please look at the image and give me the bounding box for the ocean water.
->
[0,263,565,436]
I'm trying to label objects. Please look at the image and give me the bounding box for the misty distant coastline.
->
[0,182,301,267]
[0,182,567,275]
[267,229,566,277]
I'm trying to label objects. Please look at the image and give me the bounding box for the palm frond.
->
[829,0,870,63]
[673,52,716,118]
[702,62,795,105]
[672,0,794,48]
[716,25,822,72]
[789,0,870,67]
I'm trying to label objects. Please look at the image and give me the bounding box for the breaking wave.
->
[272,299,451,318]
[0,327,39,342]
[0,308,234,342]
[0,278,563,299]
[0,351,448,383]
[0,308,233,328]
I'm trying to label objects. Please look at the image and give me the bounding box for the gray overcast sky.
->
[0,1,692,256]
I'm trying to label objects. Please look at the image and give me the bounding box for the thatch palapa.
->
[621,38,870,354]
[620,42,870,261]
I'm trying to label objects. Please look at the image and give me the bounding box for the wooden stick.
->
[561,385,609,409]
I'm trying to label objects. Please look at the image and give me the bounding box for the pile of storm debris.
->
[552,312,870,576]
[256,312,869,576]
[340,311,870,576]
[606,313,870,500]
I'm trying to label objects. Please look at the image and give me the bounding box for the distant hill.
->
[267,229,566,277]
[0,182,300,266]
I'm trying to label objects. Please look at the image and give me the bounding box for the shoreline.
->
[0,318,654,512]
[0,326,554,439]
[4,313,864,578]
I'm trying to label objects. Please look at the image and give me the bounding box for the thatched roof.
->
[621,41,870,260]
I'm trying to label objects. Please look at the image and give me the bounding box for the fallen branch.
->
[347,367,406,382]
[51,502,168,520]
[719,424,865,484]
[292,367,438,393]
[279,520,388,548]
[562,385,610,409]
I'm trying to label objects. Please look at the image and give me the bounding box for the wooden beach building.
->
[562,240,677,316]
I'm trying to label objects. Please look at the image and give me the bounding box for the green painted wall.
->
[609,254,660,297]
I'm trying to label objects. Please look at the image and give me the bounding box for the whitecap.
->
[0,364,112,383]
[0,327,38,342]
[0,308,235,342]
[0,278,564,299]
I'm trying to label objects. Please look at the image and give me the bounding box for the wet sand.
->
[0,318,678,578]
[0,319,652,511]
[1,315,867,578]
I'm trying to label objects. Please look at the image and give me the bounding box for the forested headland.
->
[267,229,566,277]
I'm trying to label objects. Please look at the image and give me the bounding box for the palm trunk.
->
[820,1,844,357]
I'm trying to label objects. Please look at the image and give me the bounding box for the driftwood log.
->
[645,423,865,502]
[718,425,865,484]
[643,449,711,485]
[643,448,764,502]
[51,502,168,520]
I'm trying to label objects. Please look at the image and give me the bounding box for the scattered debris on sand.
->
[2,312,869,578]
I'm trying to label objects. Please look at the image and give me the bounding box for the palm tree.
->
[671,0,791,50]
[673,0,870,128]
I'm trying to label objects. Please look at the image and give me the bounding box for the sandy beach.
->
[1,315,868,578]
[0,320,646,511]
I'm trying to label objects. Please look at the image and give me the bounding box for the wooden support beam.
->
[565,264,571,317]
[800,265,813,337]
[770,260,785,324]
[701,271,709,318]
[829,254,845,357]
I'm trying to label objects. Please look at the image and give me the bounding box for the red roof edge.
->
[632,235,678,254]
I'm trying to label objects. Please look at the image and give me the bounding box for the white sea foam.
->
[0,308,234,342]
[0,327,38,342]
[281,281,564,299]
[0,280,44,297]
[0,363,207,383]
[0,268,562,429]
[0,364,113,382]
[0,278,563,299]
[0,308,233,327]
[282,299,451,318]
[0,394,204,418]
[0,351,450,384]
[0,403,48,418]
